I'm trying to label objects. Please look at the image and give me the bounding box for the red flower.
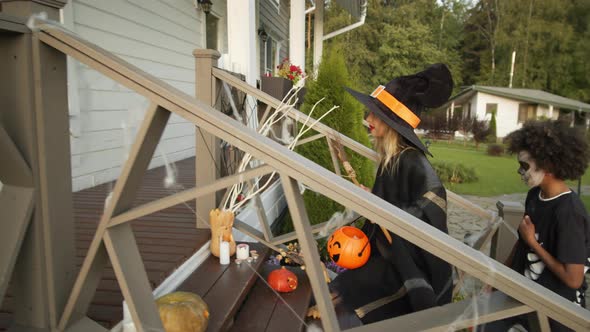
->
[274,59,305,84]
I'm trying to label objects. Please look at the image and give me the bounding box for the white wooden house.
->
[61,0,293,192]
[446,85,590,138]
[62,0,228,191]
[59,0,366,191]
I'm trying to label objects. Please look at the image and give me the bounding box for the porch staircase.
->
[172,243,313,332]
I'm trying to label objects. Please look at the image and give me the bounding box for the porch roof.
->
[447,85,590,113]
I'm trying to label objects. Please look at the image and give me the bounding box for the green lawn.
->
[428,144,528,196]
[427,142,590,197]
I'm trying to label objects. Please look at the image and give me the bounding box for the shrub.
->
[472,117,490,149]
[486,143,505,156]
[431,161,478,184]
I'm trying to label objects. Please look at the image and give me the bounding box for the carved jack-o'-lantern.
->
[327,226,371,269]
[267,267,298,293]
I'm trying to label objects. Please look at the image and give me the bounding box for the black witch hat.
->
[345,63,453,156]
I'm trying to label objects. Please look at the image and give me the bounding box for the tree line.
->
[318,0,590,107]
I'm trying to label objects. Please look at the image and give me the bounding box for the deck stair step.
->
[176,242,270,332]
[230,264,312,332]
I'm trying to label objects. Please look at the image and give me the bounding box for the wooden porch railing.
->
[2,16,590,332]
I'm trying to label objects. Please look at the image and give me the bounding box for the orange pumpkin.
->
[267,267,298,292]
[327,226,371,269]
[156,291,209,332]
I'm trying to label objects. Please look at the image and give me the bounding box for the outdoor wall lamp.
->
[195,0,213,15]
[258,25,268,43]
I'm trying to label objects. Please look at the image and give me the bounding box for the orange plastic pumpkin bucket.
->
[327,226,371,269]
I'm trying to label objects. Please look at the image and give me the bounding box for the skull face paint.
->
[517,151,545,188]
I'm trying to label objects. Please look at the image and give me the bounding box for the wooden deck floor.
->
[1,157,210,329]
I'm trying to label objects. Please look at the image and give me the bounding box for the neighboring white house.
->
[445,86,590,138]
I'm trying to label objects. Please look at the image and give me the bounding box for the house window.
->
[466,103,472,118]
[518,103,536,123]
[264,37,279,75]
[486,103,497,115]
[206,14,219,51]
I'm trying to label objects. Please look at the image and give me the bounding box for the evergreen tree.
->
[323,0,465,93]
[283,49,374,232]
[488,110,497,143]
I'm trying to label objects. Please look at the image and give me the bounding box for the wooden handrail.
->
[36,23,590,332]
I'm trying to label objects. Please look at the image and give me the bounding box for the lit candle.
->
[219,241,230,265]
[236,243,249,260]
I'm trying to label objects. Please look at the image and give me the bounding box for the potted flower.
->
[276,58,305,85]
[261,58,306,102]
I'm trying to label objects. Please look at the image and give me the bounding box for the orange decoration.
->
[327,226,371,269]
[267,267,298,293]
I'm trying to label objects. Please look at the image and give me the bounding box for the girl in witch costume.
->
[312,64,454,325]
[479,120,590,332]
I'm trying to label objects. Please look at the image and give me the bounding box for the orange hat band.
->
[370,85,421,128]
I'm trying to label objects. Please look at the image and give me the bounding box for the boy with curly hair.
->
[488,120,590,331]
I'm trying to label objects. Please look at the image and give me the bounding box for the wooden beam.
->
[30,31,75,329]
[108,164,273,227]
[0,120,33,187]
[453,217,502,296]
[446,190,494,220]
[0,13,28,33]
[0,185,34,303]
[0,124,35,302]
[281,175,339,332]
[58,103,169,330]
[258,104,273,129]
[64,316,108,332]
[233,219,282,253]
[103,224,163,331]
[194,49,220,228]
[294,133,325,147]
[347,291,532,332]
[271,221,331,246]
[326,138,342,176]
[535,312,552,332]
[248,180,274,242]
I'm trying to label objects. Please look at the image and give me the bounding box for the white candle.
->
[219,241,230,265]
[236,243,249,260]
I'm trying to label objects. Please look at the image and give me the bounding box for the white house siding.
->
[472,93,523,138]
[66,0,227,191]
[259,0,290,76]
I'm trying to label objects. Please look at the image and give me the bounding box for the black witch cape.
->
[330,148,452,324]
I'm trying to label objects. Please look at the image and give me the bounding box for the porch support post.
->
[227,0,258,130]
[1,1,73,330]
[312,0,324,73]
[289,0,306,71]
[194,49,221,228]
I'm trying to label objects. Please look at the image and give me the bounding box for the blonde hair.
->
[373,119,409,173]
